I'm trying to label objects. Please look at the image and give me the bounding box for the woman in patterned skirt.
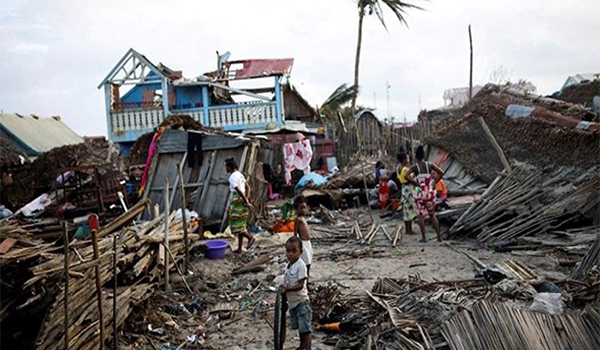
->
[225,158,255,254]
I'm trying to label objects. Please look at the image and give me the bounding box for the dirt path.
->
[126,211,567,350]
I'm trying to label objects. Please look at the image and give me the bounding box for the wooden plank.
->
[0,238,18,254]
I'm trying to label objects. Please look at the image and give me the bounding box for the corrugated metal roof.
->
[224,58,294,80]
[0,113,83,155]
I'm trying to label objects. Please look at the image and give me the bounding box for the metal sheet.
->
[0,113,83,155]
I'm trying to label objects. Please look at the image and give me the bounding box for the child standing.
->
[431,170,449,210]
[294,196,313,277]
[281,236,313,350]
[397,152,417,235]
[407,146,445,242]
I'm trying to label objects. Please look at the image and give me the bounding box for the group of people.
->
[397,145,446,242]
[376,145,447,242]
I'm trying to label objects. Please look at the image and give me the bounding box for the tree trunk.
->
[351,6,365,114]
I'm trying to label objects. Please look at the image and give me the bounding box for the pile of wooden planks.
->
[0,200,199,350]
[442,301,600,350]
[448,164,600,245]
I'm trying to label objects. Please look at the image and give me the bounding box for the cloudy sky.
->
[1,0,598,136]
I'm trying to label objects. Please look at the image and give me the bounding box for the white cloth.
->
[21,193,52,217]
[284,258,309,309]
[283,140,313,185]
[301,240,313,266]
[228,170,246,194]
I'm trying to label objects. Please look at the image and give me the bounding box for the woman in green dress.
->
[225,158,255,254]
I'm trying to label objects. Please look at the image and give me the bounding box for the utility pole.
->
[469,24,473,100]
[386,81,391,119]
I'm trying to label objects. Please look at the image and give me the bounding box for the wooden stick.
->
[444,242,487,269]
[90,216,105,350]
[164,178,171,292]
[393,226,400,247]
[355,221,363,240]
[478,117,511,173]
[368,225,380,245]
[164,244,193,294]
[62,221,69,350]
[354,124,374,223]
[381,225,393,242]
[112,232,118,350]
[177,163,190,274]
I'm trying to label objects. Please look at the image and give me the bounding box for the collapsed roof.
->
[426,84,600,184]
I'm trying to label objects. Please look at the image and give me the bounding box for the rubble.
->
[448,163,599,244]
[3,137,123,210]
[0,199,202,349]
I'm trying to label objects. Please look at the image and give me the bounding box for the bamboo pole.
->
[469,24,473,100]
[62,221,69,350]
[90,215,105,349]
[112,232,118,350]
[354,123,374,222]
[164,178,171,292]
[478,117,511,173]
[177,163,190,274]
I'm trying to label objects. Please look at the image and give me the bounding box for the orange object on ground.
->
[273,220,295,233]
[315,322,341,332]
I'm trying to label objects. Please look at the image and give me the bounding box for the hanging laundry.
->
[138,127,165,196]
[283,138,313,185]
[187,132,203,168]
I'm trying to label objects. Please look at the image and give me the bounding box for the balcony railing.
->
[209,102,277,128]
[109,101,278,140]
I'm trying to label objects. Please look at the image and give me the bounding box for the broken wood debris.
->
[448,164,599,245]
[0,203,198,350]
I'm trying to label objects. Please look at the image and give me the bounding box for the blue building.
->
[98,49,295,152]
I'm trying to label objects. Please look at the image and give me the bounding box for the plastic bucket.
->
[203,240,229,259]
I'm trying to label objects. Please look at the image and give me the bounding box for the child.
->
[281,236,313,350]
[431,170,449,210]
[374,161,390,211]
[407,146,445,242]
[397,152,417,235]
[294,196,313,277]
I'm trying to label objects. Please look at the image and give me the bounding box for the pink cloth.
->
[283,139,313,185]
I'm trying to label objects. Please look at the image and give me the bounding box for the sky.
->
[1,0,598,136]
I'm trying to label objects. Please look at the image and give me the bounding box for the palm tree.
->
[350,0,423,113]
[319,83,355,120]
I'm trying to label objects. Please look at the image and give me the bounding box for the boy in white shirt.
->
[293,196,313,277]
[281,236,313,350]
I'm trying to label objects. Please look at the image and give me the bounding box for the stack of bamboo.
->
[442,301,600,350]
[571,233,600,280]
[448,164,600,244]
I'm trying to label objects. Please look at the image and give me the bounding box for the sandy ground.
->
[124,209,570,350]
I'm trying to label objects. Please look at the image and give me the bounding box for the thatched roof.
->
[426,85,600,184]
[0,137,27,168]
[553,80,600,113]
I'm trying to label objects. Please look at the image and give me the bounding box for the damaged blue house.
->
[98,48,296,151]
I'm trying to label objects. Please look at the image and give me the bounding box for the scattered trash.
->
[529,292,564,315]
[165,302,191,316]
[147,324,165,335]
[252,299,268,319]
[207,314,220,324]
[188,296,203,312]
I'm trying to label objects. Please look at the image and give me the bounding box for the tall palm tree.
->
[320,83,355,120]
[351,0,423,113]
